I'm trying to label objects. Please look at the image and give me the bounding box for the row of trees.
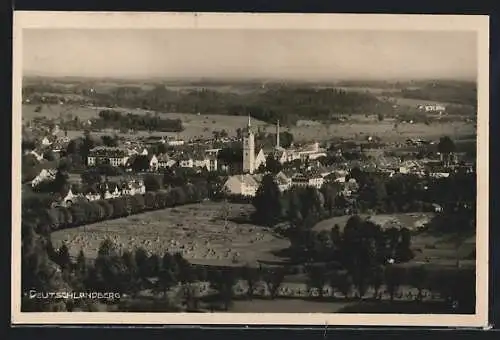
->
[304,262,475,310]
[95,109,184,132]
[37,183,209,235]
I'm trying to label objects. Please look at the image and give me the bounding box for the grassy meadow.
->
[51,201,289,266]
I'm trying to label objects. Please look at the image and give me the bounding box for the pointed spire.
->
[247,114,251,128]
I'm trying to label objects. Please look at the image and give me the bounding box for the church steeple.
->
[243,114,255,174]
[276,120,280,149]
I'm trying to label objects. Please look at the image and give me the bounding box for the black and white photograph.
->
[12,12,489,327]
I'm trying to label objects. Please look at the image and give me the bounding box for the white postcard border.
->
[11,12,490,327]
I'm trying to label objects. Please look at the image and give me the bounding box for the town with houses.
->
[24,112,473,211]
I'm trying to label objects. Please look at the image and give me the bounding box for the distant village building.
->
[179,154,194,168]
[205,148,222,157]
[57,179,147,206]
[205,155,218,172]
[290,171,324,189]
[275,171,292,192]
[417,104,446,112]
[157,153,171,169]
[87,147,129,167]
[50,137,71,153]
[149,154,159,171]
[432,203,443,213]
[41,136,52,146]
[121,179,146,195]
[429,172,450,179]
[27,149,45,161]
[31,168,57,187]
[60,187,79,207]
[224,174,260,197]
[166,137,185,146]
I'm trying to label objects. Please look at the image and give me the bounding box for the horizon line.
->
[22,73,477,84]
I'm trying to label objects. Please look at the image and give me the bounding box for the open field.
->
[337,86,400,94]
[379,96,462,108]
[35,120,476,144]
[289,121,475,143]
[51,202,290,266]
[23,103,475,143]
[22,104,101,121]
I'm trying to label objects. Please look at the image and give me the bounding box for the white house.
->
[418,104,446,112]
[334,176,346,183]
[61,188,77,207]
[157,154,171,168]
[166,139,185,146]
[205,148,221,157]
[109,184,121,198]
[85,191,101,202]
[41,136,52,146]
[291,172,324,189]
[121,180,146,195]
[206,155,218,172]
[87,147,129,167]
[149,154,159,171]
[254,149,267,169]
[179,154,194,168]
[31,168,57,187]
[28,150,45,161]
[275,171,292,192]
[399,166,410,174]
[223,174,260,197]
[430,172,450,178]
[273,148,290,164]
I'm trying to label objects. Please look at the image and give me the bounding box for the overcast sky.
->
[23,29,477,81]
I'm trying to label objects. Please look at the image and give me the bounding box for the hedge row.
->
[37,182,209,235]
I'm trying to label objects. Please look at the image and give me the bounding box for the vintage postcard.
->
[12,12,489,327]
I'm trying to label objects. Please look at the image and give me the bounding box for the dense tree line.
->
[94,109,184,132]
[38,183,209,235]
[23,84,397,125]
[252,170,475,232]
[398,82,477,107]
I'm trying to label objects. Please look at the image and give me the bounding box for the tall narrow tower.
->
[276,119,280,149]
[243,115,255,174]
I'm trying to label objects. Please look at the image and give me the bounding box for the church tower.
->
[242,115,255,174]
[276,119,280,149]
